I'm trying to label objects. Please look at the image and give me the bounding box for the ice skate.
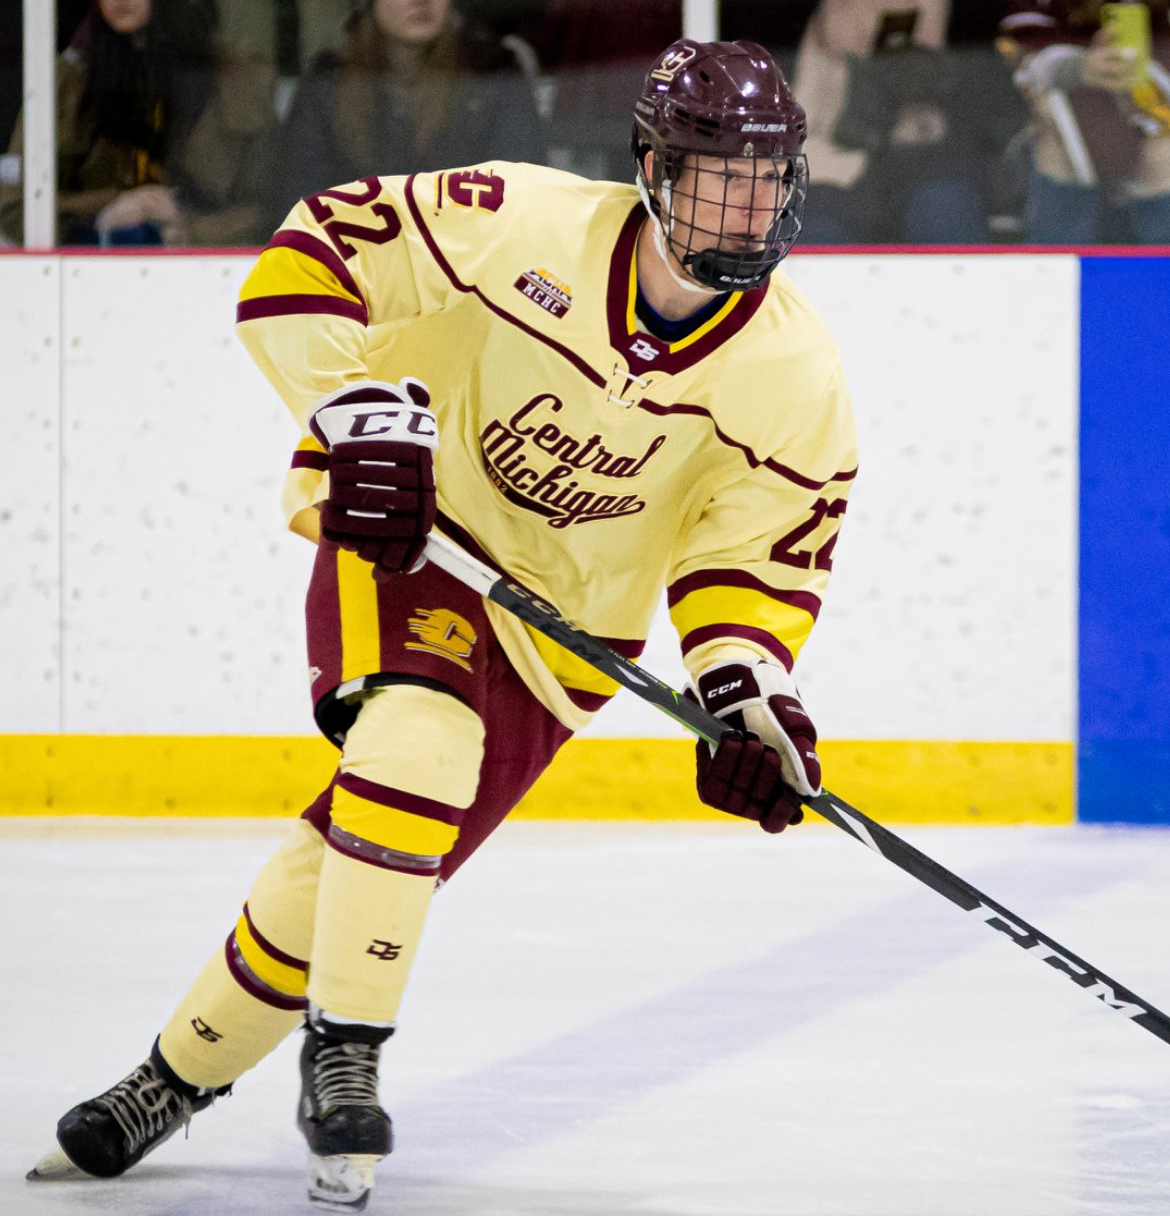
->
[27,1040,222,1182]
[298,1008,394,1211]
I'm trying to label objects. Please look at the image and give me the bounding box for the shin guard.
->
[158,821,324,1089]
[307,684,484,1024]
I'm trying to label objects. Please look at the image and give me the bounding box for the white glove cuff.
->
[309,379,439,452]
[696,658,798,717]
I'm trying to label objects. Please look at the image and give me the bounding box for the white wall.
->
[0,258,60,731]
[0,253,1078,742]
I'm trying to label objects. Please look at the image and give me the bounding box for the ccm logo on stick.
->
[969,904,1147,1018]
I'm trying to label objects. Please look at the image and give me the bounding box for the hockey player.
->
[29,38,857,1210]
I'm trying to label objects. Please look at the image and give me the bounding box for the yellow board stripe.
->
[0,735,1074,826]
[238,245,362,305]
[337,548,383,683]
[234,914,307,997]
[669,585,816,662]
[330,784,460,854]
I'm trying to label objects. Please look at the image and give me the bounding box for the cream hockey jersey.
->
[236,163,858,730]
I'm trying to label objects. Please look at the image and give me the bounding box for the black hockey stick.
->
[424,532,1170,1047]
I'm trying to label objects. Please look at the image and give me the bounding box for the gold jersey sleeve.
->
[667,353,857,681]
[235,163,857,729]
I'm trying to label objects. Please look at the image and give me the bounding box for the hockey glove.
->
[692,659,823,833]
[309,379,439,579]
[693,728,803,834]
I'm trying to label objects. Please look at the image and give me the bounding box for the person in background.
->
[215,0,354,75]
[792,0,1023,243]
[0,0,275,246]
[998,0,1170,243]
[268,0,546,223]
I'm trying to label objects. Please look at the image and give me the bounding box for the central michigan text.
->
[479,394,665,528]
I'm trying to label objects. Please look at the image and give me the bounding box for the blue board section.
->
[1079,258,1170,823]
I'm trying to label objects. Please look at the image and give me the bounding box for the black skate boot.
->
[27,1039,225,1181]
[298,1006,394,1211]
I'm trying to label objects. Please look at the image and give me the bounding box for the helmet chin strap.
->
[637,175,720,298]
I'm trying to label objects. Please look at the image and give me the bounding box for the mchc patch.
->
[513,268,572,318]
[405,608,478,672]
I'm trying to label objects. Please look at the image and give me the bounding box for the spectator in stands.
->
[215,0,354,80]
[0,0,275,246]
[999,0,1170,243]
[792,0,1024,243]
[268,0,546,223]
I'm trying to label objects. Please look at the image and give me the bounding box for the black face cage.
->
[639,139,809,291]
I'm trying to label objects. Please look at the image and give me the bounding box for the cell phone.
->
[872,9,920,55]
[1100,2,1152,75]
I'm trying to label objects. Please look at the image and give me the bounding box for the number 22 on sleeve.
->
[770,497,848,572]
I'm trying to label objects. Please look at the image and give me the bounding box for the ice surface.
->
[3,817,1170,1216]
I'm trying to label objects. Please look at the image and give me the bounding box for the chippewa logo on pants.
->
[406,608,477,672]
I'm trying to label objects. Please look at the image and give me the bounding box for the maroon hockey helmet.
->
[632,40,809,290]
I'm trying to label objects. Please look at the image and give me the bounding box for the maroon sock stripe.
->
[326,824,442,876]
[242,903,309,971]
[223,934,307,1013]
[336,770,461,825]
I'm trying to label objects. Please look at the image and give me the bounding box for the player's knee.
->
[332,683,485,858]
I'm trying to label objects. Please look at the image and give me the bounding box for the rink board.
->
[0,735,1073,825]
[0,249,1162,822]
[1077,258,1170,824]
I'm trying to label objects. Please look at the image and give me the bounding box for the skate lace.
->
[314,1042,380,1110]
[99,1064,186,1153]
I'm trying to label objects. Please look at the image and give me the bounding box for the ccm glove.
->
[691,659,823,834]
[693,728,802,834]
[309,379,438,578]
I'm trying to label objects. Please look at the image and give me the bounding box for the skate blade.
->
[307,1152,382,1211]
[27,1144,86,1182]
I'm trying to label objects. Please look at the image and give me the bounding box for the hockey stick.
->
[424,530,1170,1048]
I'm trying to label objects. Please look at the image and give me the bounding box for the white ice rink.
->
[3,817,1170,1216]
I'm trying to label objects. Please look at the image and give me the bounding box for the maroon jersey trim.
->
[680,623,795,672]
[403,175,606,389]
[263,230,367,314]
[635,397,858,489]
[668,569,822,620]
[237,293,368,325]
[604,204,770,375]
